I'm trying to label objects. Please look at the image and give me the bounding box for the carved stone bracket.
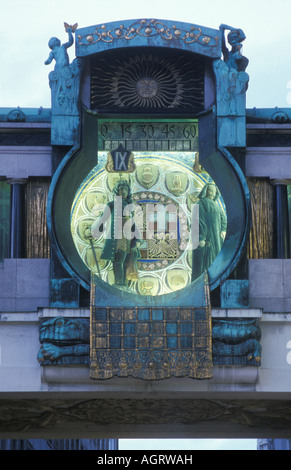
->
[37,315,261,368]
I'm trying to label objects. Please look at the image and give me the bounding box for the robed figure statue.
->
[91,180,141,288]
[192,183,227,280]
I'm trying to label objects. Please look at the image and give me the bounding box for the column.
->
[7,178,26,258]
[272,179,291,259]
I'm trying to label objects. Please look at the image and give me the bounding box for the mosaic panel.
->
[90,302,212,380]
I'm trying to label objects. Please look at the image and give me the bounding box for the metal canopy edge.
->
[75,18,222,58]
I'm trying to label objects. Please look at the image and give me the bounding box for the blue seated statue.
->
[45,23,82,116]
[219,23,249,72]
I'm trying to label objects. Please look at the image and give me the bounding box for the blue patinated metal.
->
[45,19,257,374]
[75,19,222,58]
[46,20,251,294]
[221,280,249,308]
[213,24,249,148]
[38,317,89,365]
[90,300,213,380]
[48,111,251,297]
[37,315,261,367]
[212,318,261,365]
[45,23,84,146]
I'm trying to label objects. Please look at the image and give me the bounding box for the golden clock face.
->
[71,151,227,296]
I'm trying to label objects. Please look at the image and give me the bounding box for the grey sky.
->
[1,0,291,109]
